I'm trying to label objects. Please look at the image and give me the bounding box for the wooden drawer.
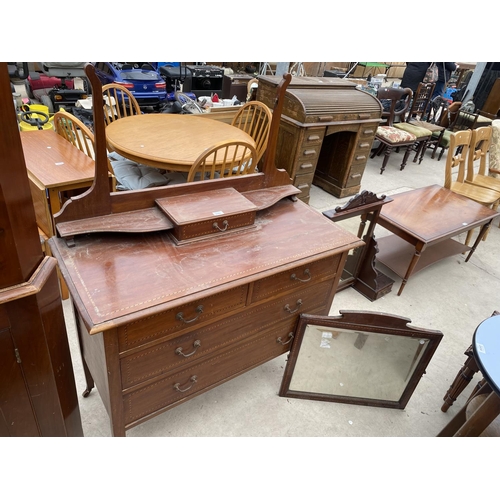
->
[170,211,256,242]
[345,164,365,188]
[299,144,321,162]
[303,128,325,145]
[120,280,335,389]
[122,324,292,426]
[250,255,339,303]
[117,285,248,353]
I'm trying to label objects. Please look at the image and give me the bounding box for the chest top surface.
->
[51,199,361,331]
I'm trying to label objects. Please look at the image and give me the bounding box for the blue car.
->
[93,62,167,109]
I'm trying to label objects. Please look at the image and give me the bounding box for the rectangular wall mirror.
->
[279,311,443,409]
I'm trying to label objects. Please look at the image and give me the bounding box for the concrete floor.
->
[61,136,500,438]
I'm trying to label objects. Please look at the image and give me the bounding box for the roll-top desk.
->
[48,66,362,436]
[257,76,382,202]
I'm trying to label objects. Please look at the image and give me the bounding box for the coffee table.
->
[375,185,499,295]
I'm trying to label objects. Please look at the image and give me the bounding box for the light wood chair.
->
[102,83,141,125]
[465,126,500,229]
[54,109,117,191]
[231,101,272,164]
[187,140,258,182]
[444,129,500,245]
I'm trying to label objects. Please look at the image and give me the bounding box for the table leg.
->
[465,221,491,261]
[441,345,478,412]
[397,246,422,296]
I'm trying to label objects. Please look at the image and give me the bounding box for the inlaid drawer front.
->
[250,255,340,303]
[120,281,334,389]
[123,323,298,426]
[117,285,248,353]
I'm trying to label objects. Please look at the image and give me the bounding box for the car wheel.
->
[41,95,54,114]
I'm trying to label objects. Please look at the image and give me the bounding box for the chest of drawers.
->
[51,198,361,436]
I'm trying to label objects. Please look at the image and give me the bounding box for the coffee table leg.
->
[465,222,491,262]
[398,247,422,295]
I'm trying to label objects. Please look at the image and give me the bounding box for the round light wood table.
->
[105,114,256,172]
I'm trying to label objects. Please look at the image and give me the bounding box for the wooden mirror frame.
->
[279,310,443,409]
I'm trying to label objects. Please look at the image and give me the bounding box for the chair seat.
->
[467,174,500,193]
[376,125,416,144]
[451,181,500,205]
[112,159,171,190]
[408,120,444,133]
[433,129,452,147]
[394,122,432,139]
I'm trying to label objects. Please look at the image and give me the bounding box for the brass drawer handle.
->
[175,340,202,358]
[277,332,294,345]
[355,155,366,161]
[307,135,321,141]
[299,163,313,170]
[173,375,197,393]
[213,220,229,232]
[284,299,303,314]
[350,173,361,179]
[302,149,316,156]
[176,305,204,324]
[291,269,311,282]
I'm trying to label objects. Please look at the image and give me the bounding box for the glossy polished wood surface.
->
[21,129,97,189]
[105,114,257,171]
[378,184,499,243]
[51,198,361,333]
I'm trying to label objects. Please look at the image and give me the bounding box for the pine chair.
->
[102,83,141,125]
[53,109,116,191]
[187,140,258,182]
[370,87,417,174]
[54,109,170,192]
[231,101,272,165]
[444,129,500,245]
[465,126,500,230]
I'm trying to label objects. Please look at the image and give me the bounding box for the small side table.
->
[437,314,500,437]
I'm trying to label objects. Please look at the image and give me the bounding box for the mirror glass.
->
[289,324,428,402]
[280,312,443,409]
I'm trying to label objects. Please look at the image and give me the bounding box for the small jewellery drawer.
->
[123,321,300,426]
[120,280,334,389]
[117,285,248,353]
[171,211,256,242]
[250,254,340,303]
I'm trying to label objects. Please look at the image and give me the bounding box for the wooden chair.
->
[102,83,141,125]
[230,101,272,164]
[54,109,116,191]
[465,126,500,194]
[425,101,463,160]
[186,140,258,182]
[54,109,170,192]
[444,129,500,245]
[370,87,417,174]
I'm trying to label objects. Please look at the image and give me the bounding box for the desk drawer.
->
[118,285,248,353]
[250,255,339,303]
[120,280,335,389]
